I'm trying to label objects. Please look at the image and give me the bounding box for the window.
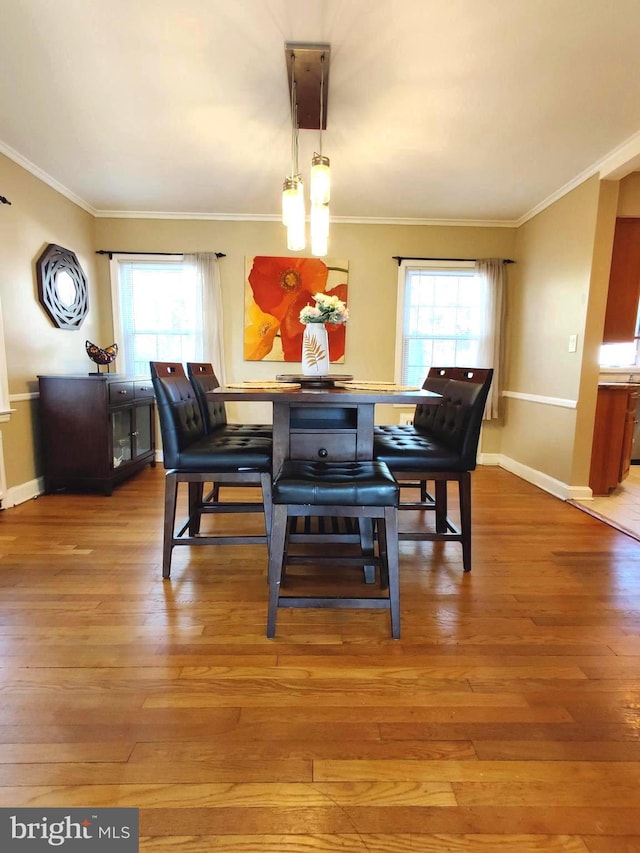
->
[396,261,482,386]
[599,341,637,367]
[110,255,203,377]
[599,300,640,367]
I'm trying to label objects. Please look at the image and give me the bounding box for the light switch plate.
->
[568,334,578,352]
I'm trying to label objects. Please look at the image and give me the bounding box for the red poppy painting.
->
[244,256,349,362]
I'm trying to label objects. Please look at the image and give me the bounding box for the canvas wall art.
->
[244,256,349,362]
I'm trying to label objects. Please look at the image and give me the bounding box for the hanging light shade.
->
[282,176,304,227]
[286,177,306,251]
[310,202,329,257]
[282,178,296,226]
[287,212,306,252]
[310,153,330,205]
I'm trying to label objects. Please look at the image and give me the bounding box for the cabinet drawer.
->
[290,432,357,461]
[108,381,135,406]
[134,380,155,400]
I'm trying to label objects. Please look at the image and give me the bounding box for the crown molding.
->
[3,128,640,230]
[93,209,518,227]
[0,139,96,215]
[516,127,640,226]
[93,210,280,221]
[597,128,640,180]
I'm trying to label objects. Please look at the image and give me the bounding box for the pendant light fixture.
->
[310,196,329,257]
[310,53,330,206]
[282,54,305,251]
[309,51,330,257]
[283,44,331,256]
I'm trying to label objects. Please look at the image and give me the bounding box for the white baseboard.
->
[1,476,43,509]
[496,454,592,501]
[478,452,500,466]
[0,453,591,510]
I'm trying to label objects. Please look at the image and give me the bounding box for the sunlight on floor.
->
[572,464,640,541]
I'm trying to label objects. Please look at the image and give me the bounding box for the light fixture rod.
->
[289,54,297,179]
[319,54,325,156]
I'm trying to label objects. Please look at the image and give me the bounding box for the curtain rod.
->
[392,255,514,266]
[96,250,226,260]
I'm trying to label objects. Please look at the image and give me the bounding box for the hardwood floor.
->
[1,464,640,852]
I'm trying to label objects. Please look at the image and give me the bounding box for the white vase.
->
[301,323,330,376]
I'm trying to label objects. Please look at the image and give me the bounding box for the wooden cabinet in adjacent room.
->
[589,384,638,495]
[38,374,156,495]
[602,217,640,344]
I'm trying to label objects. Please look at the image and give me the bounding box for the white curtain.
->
[475,258,506,420]
[183,253,227,385]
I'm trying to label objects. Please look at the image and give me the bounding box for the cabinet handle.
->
[131,431,139,437]
[119,390,128,395]
[318,448,328,458]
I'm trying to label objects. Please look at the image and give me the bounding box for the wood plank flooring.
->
[1,464,640,852]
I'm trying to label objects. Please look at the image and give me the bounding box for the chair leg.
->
[358,518,377,584]
[435,480,448,533]
[384,506,400,639]
[188,482,205,535]
[267,504,288,638]
[377,518,389,590]
[260,472,273,552]
[163,472,179,579]
[459,472,472,572]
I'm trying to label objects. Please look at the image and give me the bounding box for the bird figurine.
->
[86,340,118,373]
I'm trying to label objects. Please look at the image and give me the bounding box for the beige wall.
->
[95,217,517,426]
[0,153,109,490]
[0,149,620,499]
[570,179,619,486]
[502,175,612,487]
[616,171,640,215]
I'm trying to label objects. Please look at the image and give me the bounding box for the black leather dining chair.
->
[267,459,401,639]
[186,361,272,504]
[150,361,273,578]
[374,367,493,572]
[186,362,272,438]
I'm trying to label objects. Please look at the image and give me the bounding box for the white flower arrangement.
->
[299,292,349,325]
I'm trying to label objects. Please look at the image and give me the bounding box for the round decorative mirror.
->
[35,243,89,329]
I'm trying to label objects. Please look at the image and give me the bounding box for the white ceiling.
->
[2,0,640,225]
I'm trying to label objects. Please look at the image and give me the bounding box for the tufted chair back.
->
[413,368,493,470]
[186,362,228,433]
[373,366,493,573]
[150,362,206,467]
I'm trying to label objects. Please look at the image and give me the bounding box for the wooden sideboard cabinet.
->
[589,384,638,496]
[38,374,156,495]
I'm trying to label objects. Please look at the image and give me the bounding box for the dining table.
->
[210,375,442,584]
[210,375,442,472]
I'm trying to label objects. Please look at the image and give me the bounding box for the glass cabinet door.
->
[134,404,153,458]
[111,409,133,469]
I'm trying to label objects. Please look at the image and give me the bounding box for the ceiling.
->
[2,0,640,225]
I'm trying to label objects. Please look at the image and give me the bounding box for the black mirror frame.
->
[35,243,89,330]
